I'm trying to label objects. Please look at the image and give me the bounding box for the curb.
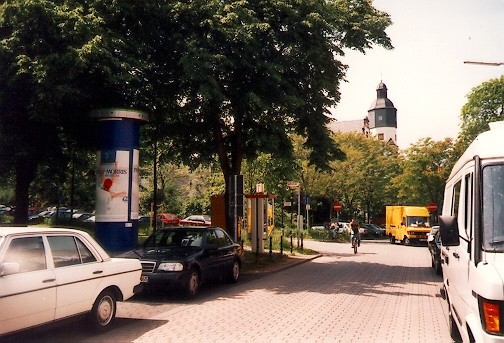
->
[241,253,322,276]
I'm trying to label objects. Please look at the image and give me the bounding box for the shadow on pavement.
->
[2,317,168,343]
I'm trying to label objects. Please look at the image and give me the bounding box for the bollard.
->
[280,229,284,256]
[269,236,273,259]
[290,233,293,254]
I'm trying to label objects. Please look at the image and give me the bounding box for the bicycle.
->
[351,233,359,254]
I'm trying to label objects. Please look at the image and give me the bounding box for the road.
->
[5,240,452,343]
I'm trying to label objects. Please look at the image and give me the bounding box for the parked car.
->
[426,225,439,244]
[72,212,93,221]
[120,226,242,297]
[358,227,368,237]
[0,227,142,336]
[158,213,181,225]
[83,215,96,223]
[364,223,385,237]
[337,222,350,233]
[179,215,212,226]
[428,229,442,275]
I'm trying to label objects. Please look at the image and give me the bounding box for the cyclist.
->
[350,218,360,247]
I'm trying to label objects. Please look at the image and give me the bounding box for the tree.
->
[391,138,455,210]
[312,132,399,222]
[157,0,392,229]
[0,0,145,223]
[458,75,504,151]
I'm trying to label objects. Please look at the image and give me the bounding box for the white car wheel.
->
[88,289,116,332]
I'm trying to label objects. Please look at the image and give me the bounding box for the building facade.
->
[329,81,397,145]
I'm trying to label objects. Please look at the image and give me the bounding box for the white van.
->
[440,121,504,342]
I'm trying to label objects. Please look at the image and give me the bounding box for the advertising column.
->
[92,109,148,252]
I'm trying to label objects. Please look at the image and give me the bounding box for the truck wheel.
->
[403,237,410,245]
[389,235,395,244]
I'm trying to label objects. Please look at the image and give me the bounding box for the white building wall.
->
[370,127,397,145]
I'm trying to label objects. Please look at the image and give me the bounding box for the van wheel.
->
[448,300,462,342]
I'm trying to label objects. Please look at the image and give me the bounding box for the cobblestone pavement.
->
[5,239,451,343]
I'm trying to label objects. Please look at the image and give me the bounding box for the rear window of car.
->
[48,236,97,267]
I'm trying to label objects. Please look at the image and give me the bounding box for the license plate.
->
[140,275,149,283]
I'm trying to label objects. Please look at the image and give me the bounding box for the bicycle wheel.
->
[353,241,358,254]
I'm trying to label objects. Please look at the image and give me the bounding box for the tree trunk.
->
[14,157,37,225]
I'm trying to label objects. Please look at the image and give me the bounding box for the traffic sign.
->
[427,202,437,212]
[333,202,342,212]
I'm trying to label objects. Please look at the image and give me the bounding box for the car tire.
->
[389,234,395,244]
[185,269,200,297]
[227,260,240,283]
[435,259,442,275]
[88,289,117,332]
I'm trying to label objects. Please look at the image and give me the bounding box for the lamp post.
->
[463,61,504,66]
[287,181,301,248]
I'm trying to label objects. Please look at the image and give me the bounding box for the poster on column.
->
[96,150,129,222]
[131,149,139,220]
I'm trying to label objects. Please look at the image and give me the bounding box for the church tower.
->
[367,82,397,145]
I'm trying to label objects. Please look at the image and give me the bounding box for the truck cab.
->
[386,206,431,245]
[440,121,504,342]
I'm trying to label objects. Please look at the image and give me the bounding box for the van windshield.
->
[482,164,504,251]
[406,216,430,227]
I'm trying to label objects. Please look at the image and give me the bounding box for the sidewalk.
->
[241,247,322,276]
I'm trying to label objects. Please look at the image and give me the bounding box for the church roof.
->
[369,81,396,111]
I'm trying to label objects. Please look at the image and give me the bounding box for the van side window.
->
[452,180,461,217]
[482,165,504,250]
[464,173,473,238]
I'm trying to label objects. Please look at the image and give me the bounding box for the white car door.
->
[47,235,102,319]
[0,236,56,335]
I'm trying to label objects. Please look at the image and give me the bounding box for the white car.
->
[0,227,142,336]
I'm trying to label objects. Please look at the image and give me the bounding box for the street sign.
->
[427,202,437,212]
[284,202,292,207]
[333,202,342,212]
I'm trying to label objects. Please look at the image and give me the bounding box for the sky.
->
[329,0,504,150]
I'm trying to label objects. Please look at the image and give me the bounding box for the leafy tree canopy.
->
[458,75,504,151]
[153,0,393,178]
[392,137,455,210]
